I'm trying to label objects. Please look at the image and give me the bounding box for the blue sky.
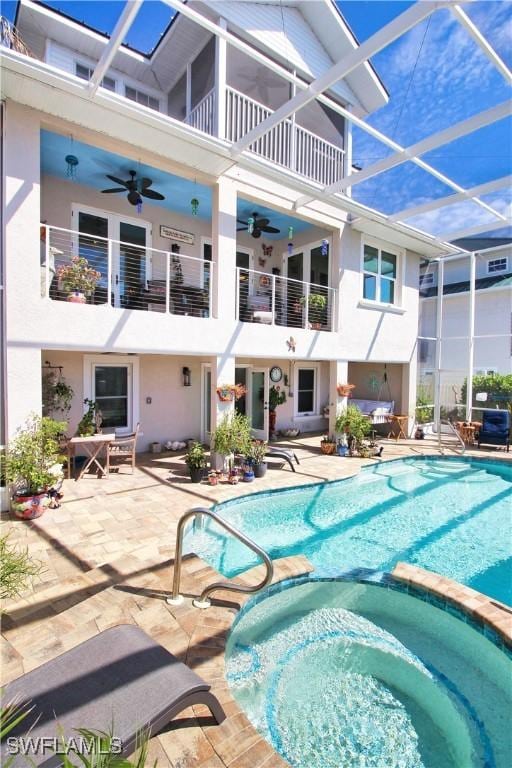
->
[4,0,511,238]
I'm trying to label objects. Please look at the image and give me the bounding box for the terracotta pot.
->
[320,442,336,455]
[11,491,50,519]
[67,291,86,304]
[269,410,277,435]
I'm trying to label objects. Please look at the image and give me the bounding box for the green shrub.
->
[211,412,252,455]
[0,535,42,602]
[461,373,512,411]
[6,415,66,495]
[335,405,371,448]
[416,385,434,424]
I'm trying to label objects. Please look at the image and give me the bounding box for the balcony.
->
[237,268,336,332]
[42,225,212,318]
[187,86,345,188]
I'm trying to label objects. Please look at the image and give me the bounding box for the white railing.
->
[236,267,336,332]
[225,86,345,186]
[43,225,213,318]
[186,89,215,135]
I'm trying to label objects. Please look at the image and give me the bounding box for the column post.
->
[211,178,237,321]
[328,360,349,437]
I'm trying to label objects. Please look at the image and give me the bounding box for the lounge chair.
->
[265,446,300,472]
[477,409,510,452]
[1,624,225,767]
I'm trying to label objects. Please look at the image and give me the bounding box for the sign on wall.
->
[160,225,195,245]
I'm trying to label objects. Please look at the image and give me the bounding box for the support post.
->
[328,360,349,437]
[466,252,476,421]
[434,258,444,436]
[214,18,227,139]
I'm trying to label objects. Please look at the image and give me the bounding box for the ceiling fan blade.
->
[237,227,247,231]
[262,226,280,234]
[141,177,153,189]
[237,218,249,225]
[101,187,126,194]
[254,217,270,228]
[141,188,165,200]
[106,174,128,187]
[252,229,262,238]
[127,190,140,205]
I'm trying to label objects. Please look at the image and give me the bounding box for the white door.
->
[250,368,269,440]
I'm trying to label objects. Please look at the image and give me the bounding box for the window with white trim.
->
[363,243,398,304]
[487,257,508,274]
[84,355,139,435]
[419,272,434,286]
[125,86,160,111]
[295,367,317,417]
[75,62,116,92]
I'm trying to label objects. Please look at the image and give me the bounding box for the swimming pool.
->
[226,579,512,768]
[186,456,512,605]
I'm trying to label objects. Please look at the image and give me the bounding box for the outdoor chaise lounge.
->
[1,624,226,767]
[477,409,510,452]
[265,446,300,472]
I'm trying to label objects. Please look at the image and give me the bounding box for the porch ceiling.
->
[41,129,313,238]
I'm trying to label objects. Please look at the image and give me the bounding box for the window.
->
[419,273,434,286]
[125,86,160,111]
[296,367,317,416]
[363,243,398,304]
[75,62,116,92]
[487,257,508,274]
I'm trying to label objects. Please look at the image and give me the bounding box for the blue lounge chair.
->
[477,409,510,452]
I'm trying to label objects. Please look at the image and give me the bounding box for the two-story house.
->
[2,0,455,456]
[419,237,512,411]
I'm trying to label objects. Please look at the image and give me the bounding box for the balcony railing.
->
[42,225,212,318]
[225,87,345,186]
[236,267,336,332]
[186,89,216,135]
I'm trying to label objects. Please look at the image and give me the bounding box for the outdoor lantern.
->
[190,197,199,216]
[288,226,294,255]
[182,367,191,387]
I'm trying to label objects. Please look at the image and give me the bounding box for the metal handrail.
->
[167,507,274,609]
[437,419,466,455]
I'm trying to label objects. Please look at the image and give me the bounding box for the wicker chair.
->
[107,423,140,473]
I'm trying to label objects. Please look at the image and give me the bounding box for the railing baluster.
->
[165,253,171,314]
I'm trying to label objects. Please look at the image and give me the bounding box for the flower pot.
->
[337,384,355,397]
[67,291,86,304]
[253,462,267,478]
[337,445,348,457]
[216,388,234,402]
[208,473,219,486]
[243,470,255,482]
[189,467,205,483]
[320,441,336,455]
[269,410,277,436]
[210,452,233,472]
[11,491,50,519]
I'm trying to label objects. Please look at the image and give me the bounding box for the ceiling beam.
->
[230,1,445,157]
[388,175,512,222]
[88,0,143,96]
[438,218,512,241]
[451,4,512,84]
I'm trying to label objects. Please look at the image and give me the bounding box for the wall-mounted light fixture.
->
[182,367,191,387]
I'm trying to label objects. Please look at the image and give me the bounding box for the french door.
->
[72,205,151,308]
[250,368,269,440]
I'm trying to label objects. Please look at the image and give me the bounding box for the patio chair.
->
[477,409,510,452]
[265,446,300,472]
[0,624,226,767]
[107,423,140,473]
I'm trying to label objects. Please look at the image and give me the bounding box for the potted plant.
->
[185,442,207,483]
[248,440,268,478]
[300,293,327,330]
[57,256,101,304]
[210,412,252,471]
[42,371,74,417]
[76,398,102,437]
[335,405,371,456]
[269,385,286,438]
[320,435,336,455]
[5,415,66,519]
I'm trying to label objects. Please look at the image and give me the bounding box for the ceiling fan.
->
[237,212,280,238]
[101,170,165,206]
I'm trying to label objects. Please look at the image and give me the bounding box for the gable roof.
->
[420,272,512,298]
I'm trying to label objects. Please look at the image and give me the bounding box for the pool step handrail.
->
[168,507,274,609]
[437,420,466,455]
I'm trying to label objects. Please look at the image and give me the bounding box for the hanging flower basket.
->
[337,383,355,397]
[216,384,247,403]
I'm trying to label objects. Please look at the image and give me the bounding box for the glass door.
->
[284,251,304,327]
[76,211,110,305]
[93,364,131,432]
[250,368,269,440]
[118,220,149,310]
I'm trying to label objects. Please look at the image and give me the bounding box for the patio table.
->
[67,433,116,481]
[385,414,409,440]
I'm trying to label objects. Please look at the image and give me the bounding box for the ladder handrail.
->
[437,419,466,455]
[169,507,273,607]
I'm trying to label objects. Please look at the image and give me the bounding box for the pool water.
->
[226,580,512,768]
[186,457,512,605]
